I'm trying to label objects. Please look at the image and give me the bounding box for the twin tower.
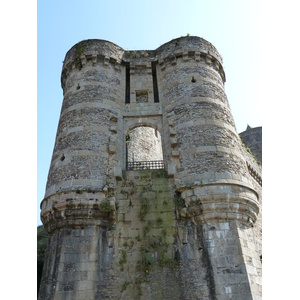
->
[39,36,262,300]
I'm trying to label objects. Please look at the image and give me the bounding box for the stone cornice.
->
[177,182,259,227]
[41,190,116,234]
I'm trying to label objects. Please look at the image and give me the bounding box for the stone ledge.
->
[41,193,116,234]
[173,117,237,138]
[177,183,259,227]
[55,125,109,142]
[59,101,122,119]
[44,180,110,200]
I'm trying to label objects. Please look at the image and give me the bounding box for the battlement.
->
[61,36,226,90]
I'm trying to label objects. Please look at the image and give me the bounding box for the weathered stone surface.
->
[240,126,262,164]
[39,36,262,299]
[126,127,162,162]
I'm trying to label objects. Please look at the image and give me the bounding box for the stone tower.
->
[39,36,262,299]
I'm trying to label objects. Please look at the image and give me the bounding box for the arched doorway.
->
[126,126,164,170]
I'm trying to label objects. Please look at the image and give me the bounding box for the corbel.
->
[182,51,189,62]
[104,56,110,67]
[80,54,87,68]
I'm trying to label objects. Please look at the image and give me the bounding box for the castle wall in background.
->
[240,126,262,165]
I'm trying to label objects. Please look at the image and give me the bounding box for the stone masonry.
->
[126,127,163,162]
[239,126,262,165]
[39,36,262,299]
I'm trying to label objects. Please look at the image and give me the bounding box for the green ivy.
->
[75,41,87,70]
[100,200,111,213]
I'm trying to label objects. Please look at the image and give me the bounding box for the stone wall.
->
[239,126,262,164]
[41,170,256,299]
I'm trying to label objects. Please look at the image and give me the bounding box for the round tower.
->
[39,40,125,299]
[156,36,259,225]
[155,37,261,299]
[41,39,125,233]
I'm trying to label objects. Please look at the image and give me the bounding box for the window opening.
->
[136,90,148,103]
[125,63,130,103]
[126,126,164,170]
[152,61,159,103]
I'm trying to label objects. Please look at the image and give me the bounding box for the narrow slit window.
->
[152,61,159,103]
[125,63,130,103]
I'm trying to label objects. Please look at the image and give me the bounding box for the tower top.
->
[61,36,226,88]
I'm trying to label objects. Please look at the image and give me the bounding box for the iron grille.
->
[126,160,165,171]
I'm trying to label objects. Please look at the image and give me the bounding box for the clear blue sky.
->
[37,0,263,225]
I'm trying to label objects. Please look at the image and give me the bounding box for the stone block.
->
[169,128,176,136]
[171,137,178,148]
[219,222,230,230]
[167,162,176,177]
[109,125,117,133]
[183,51,189,61]
[171,150,179,157]
[114,165,122,181]
[108,144,116,154]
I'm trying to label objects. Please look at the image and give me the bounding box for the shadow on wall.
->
[37,225,48,297]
